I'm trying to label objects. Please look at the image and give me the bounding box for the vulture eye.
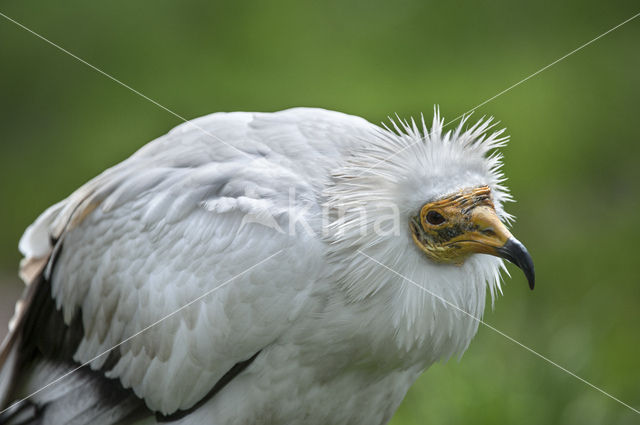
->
[426,210,446,225]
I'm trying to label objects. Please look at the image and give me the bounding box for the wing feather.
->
[1,107,376,418]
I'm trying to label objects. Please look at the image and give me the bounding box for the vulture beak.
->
[415,186,535,289]
[461,205,535,290]
[496,238,535,290]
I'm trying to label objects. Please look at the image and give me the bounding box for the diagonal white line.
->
[2,5,639,417]
[460,10,640,116]
[0,249,284,416]
[0,11,252,159]
[357,11,640,177]
[357,250,640,415]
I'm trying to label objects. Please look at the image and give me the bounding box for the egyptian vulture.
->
[0,107,534,425]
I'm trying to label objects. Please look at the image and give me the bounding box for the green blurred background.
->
[1,1,639,423]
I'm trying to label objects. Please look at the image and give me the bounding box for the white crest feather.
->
[324,109,513,356]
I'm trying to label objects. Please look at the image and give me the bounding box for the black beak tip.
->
[527,270,535,290]
[498,238,535,291]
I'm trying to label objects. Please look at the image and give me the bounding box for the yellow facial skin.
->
[410,186,512,264]
[409,185,535,289]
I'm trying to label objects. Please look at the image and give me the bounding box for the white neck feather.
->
[323,111,511,362]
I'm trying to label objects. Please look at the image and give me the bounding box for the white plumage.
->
[0,107,532,425]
